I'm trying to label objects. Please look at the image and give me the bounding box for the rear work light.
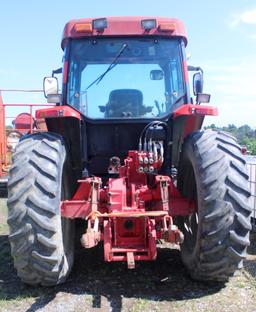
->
[141,19,157,31]
[92,18,108,32]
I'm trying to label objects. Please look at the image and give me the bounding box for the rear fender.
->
[171,104,218,166]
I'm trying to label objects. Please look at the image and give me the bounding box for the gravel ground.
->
[1,198,256,312]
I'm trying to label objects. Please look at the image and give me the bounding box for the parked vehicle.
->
[6,17,252,286]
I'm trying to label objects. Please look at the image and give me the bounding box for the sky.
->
[0,0,255,127]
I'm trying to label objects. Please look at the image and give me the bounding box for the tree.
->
[204,124,256,155]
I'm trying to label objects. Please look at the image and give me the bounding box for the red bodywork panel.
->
[173,104,218,139]
[173,104,218,118]
[61,150,195,268]
[35,106,81,120]
[35,106,81,131]
[62,16,187,49]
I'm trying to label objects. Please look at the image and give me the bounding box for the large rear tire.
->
[7,132,75,286]
[177,130,252,281]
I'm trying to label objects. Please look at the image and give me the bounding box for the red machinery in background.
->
[0,91,51,192]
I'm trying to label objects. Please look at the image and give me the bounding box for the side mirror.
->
[193,72,203,95]
[43,77,59,98]
[150,70,164,80]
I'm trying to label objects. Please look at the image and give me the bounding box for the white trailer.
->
[246,156,256,230]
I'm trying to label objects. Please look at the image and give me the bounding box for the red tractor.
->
[7,17,251,286]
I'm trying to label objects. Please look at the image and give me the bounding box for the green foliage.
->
[204,124,256,155]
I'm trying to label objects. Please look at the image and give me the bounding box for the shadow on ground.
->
[0,232,224,312]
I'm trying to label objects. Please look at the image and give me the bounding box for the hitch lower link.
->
[81,218,101,248]
[161,215,184,244]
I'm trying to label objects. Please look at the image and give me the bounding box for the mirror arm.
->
[52,68,63,77]
[188,65,204,75]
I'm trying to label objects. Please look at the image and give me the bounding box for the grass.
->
[130,299,149,312]
[242,268,256,289]
[235,282,246,289]
[0,290,44,310]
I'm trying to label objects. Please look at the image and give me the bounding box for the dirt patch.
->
[0,198,256,312]
[0,199,8,235]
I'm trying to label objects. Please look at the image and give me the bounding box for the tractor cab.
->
[65,35,187,119]
[43,17,194,178]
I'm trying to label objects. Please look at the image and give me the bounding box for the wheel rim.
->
[183,212,199,253]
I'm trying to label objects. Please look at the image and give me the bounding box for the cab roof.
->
[61,16,187,49]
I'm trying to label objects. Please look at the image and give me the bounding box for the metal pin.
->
[149,166,154,173]
[138,167,144,173]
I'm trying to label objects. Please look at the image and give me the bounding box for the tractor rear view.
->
[7,17,252,286]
